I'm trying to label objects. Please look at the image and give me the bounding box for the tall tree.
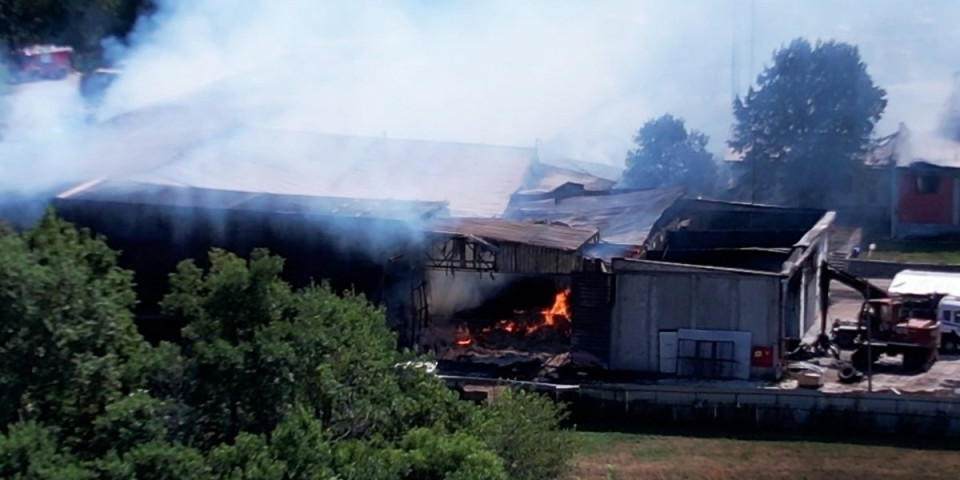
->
[0,210,148,447]
[0,0,155,68]
[622,114,717,194]
[0,214,575,479]
[730,38,887,207]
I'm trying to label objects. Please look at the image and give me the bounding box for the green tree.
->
[0,421,95,480]
[622,114,717,193]
[161,249,419,447]
[0,0,153,50]
[0,214,574,479]
[730,38,887,207]
[0,210,148,448]
[266,408,335,480]
[398,428,507,480]
[161,247,574,478]
[97,441,209,480]
[207,433,284,480]
[469,389,575,480]
[91,392,169,457]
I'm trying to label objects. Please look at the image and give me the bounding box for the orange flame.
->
[541,288,571,324]
[525,288,572,334]
[475,287,573,339]
[454,325,473,347]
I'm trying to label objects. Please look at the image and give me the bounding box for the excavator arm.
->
[819,262,888,301]
[818,261,888,336]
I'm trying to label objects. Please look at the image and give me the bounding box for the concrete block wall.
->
[572,384,960,437]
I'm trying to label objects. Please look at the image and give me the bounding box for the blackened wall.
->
[53,198,422,343]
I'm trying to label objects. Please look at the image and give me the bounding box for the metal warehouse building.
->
[44,106,838,382]
[588,200,834,379]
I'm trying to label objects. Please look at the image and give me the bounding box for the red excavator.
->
[819,262,940,371]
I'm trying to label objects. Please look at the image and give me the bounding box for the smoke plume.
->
[1,0,960,198]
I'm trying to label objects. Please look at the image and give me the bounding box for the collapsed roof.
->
[642,198,832,274]
[425,217,599,252]
[504,186,685,246]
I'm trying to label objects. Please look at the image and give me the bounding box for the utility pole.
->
[864,283,873,393]
[749,0,756,83]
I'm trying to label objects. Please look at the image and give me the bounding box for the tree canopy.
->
[0,0,154,62]
[730,38,887,207]
[622,114,717,194]
[0,210,575,480]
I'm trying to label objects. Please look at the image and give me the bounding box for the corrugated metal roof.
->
[503,187,684,246]
[536,154,623,181]
[66,104,537,218]
[425,217,598,251]
[888,269,960,297]
[118,127,535,218]
[515,163,616,195]
[59,180,448,221]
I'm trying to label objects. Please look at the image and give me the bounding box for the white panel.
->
[890,269,960,297]
[658,331,677,374]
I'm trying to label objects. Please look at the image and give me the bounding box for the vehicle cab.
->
[937,296,960,352]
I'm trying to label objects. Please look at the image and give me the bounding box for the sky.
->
[3,0,960,193]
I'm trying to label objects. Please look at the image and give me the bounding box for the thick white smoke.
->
[1,0,960,196]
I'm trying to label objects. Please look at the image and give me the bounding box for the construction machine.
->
[819,262,940,371]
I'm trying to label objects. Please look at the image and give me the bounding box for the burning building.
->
[47,105,837,383]
[419,217,600,376]
[50,117,612,357]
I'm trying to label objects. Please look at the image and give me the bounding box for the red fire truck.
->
[6,45,74,83]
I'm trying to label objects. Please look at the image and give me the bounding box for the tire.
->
[902,348,933,371]
[943,333,960,354]
[838,365,859,383]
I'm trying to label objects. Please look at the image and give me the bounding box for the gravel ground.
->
[793,279,960,396]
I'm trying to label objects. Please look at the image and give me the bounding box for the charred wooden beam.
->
[425,235,498,272]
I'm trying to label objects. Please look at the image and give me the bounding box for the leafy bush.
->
[470,389,576,480]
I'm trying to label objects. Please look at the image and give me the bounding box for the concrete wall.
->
[800,227,829,334]
[571,384,960,437]
[610,262,782,378]
[776,210,831,340]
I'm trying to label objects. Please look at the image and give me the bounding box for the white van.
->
[936,296,960,352]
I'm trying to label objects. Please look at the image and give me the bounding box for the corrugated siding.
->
[571,273,613,364]
[496,244,583,274]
